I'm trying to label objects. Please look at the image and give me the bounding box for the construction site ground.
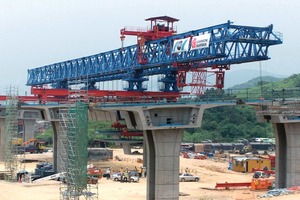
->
[0,149,300,200]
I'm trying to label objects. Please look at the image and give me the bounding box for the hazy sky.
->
[0,0,299,94]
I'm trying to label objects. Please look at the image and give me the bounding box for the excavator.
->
[20,138,47,154]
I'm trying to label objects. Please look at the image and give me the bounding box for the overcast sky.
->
[0,0,299,95]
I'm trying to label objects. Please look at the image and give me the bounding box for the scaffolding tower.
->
[58,108,68,175]
[4,86,25,181]
[59,80,98,200]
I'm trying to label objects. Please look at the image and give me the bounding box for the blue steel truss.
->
[27,20,282,91]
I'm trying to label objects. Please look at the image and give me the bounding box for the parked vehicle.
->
[179,173,200,182]
[111,172,139,182]
[253,171,271,178]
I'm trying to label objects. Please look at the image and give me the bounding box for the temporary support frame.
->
[59,80,98,200]
[4,86,25,181]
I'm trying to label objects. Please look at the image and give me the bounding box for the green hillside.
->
[229,76,283,90]
[228,74,300,100]
[184,74,300,143]
[246,73,300,93]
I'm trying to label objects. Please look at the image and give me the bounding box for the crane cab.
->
[120,16,179,41]
[120,16,179,64]
[145,16,179,39]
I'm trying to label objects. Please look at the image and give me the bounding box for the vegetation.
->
[183,74,300,143]
[234,74,300,99]
[35,128,53,145]
[183,105,273,143]
[229,76,283,90]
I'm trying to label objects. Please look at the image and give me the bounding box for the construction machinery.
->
[25,16,282,102]
[11,138,23,146]
[20,138,47,154]
[87,166,103,184]
[18,16,282,200]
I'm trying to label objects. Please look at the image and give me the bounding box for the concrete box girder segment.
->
[98,104,209,200]
[110,104,207,130]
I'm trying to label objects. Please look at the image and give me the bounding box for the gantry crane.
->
[26,16,282,100]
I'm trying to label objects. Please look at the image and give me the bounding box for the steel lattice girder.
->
[27,20,282,87]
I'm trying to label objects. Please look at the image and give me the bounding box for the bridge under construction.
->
[0,16,293,200]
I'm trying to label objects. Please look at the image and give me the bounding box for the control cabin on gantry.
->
[120,16,179,64]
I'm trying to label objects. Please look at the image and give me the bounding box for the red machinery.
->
[120,16,178,64]
[111,121,143,139]
[87,166,102,184]
[215,182,251,189]
[0,86,185,104]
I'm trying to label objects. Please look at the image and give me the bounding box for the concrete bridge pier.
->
[51,121,60,172]
[21,119,36,141]
[0,108,44,161]
[100,104,210,200]
[121,142,132,154]
[257,110,300,188]
[274,123,300,188]
[144,129,183,200]
[19,110,44,141]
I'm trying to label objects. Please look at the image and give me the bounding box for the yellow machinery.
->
[12,138,23,146]
[21,138,47,153]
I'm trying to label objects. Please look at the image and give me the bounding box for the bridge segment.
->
[96,103,224,200]
[1,99,298,199]
[0,102,223,200]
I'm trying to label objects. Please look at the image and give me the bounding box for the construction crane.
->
[26,16,282,98]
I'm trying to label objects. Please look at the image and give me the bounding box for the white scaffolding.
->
[4,86,25,181]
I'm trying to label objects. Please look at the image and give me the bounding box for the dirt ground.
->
[0,149,300,200]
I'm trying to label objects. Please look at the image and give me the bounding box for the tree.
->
[35,128,53,145]
[184,105,273,142]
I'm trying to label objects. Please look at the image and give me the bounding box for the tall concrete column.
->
[22,119,37,141]
[143,139,147,168]
[19,109,44,141]
[51,121,60,172]
[121,142,132,154]
[270,122,300,188]
[273,123,287,188]
[0,118,6,161]
[145,129,183,200]
[257,108,300,188]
